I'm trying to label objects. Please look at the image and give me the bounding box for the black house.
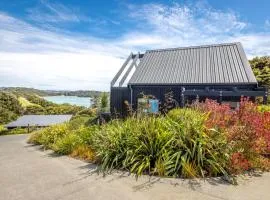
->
[111,42,267,115]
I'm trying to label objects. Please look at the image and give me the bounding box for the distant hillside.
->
[0,87,49,96]
[0,87,106,97]
[44,90,105,97]
[0,88,92,124]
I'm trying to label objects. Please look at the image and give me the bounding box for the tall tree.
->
[249,56,270,87]
[100,92,109,112]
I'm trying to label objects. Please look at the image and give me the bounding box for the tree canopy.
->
[249,56,270,87]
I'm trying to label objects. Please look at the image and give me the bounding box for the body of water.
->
[43,96,92,107]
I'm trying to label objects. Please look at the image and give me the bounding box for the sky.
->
[0,0,269,91]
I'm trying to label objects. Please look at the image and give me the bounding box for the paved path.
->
[0,134,270,200]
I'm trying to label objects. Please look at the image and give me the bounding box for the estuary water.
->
[43,96,92,107]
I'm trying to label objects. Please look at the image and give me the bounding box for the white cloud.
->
[27,0,89,23]
[0,12,130,91]
[129,2,246,36]
[125,2,270,56]
[0,52,123,90]
[0,2,270,90]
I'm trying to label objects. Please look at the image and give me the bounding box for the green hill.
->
[0,87,106,97]
[0,89,90,125]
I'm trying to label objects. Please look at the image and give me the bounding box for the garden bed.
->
[28,99,270,181]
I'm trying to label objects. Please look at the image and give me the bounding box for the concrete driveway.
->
[0,134,270,200]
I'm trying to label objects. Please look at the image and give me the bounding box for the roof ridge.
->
[146,42,241,53]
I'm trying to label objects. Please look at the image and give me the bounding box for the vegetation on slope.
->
[0,88,97,125]
[46,90,106,97]
[0,91,23,124]
[0,87,108,98]
[0,87,49,96]
[18,97,36,108]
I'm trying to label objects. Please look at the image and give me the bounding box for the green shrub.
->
[28,129,43,144]
[68,116,92,129]
[166,109,229,177]
[0,125,7,135]
[53,133,81,154]
[76,108,95,116]
[70,144,96,162]
[52,126,97,154]
[24,105,45,114]
[0,125,5,131]
[258,105,270,112]
[0,91,23,124]
[28,122,97,157]
[28,124,70,148]
[0,108,19,125]
[44,104,84,115]
[8,128,26,135]
[0,127,27,135]
[92,109,229,178]
[75,126,98,145]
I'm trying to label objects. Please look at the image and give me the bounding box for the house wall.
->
[110,87,130,116]
[131,84,258,108]
[110,83,264,115]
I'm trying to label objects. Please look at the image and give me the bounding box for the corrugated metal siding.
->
[5,115,72,128]
[128,43,257,85]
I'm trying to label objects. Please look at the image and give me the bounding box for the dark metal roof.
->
[5,115,72,128]
[128,42,257,85]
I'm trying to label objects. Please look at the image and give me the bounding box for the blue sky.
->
[0,0,269,91]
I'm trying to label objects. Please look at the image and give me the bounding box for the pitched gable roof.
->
[128,42,257,85]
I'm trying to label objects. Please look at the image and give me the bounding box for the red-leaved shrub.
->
[194,98,270,173]
[230,152,250,174]
[237,99,270,153]
[195,99,234,129]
